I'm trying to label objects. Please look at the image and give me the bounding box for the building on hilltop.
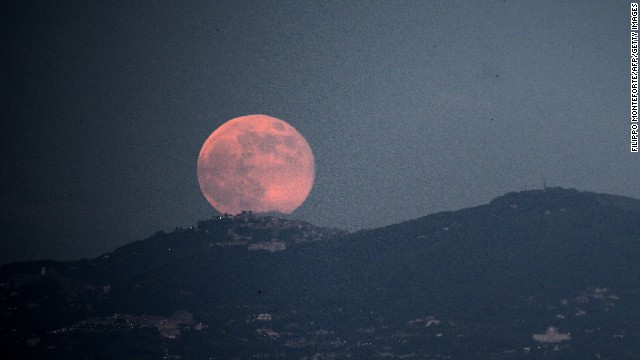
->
[532,326,571,343]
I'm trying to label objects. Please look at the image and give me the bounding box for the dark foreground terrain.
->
[2,187,640,359]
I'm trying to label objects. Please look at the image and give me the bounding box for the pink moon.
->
[197,114,315,215]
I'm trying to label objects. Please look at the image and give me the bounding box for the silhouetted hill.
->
[2,188,640,359]
[319,188,640,316]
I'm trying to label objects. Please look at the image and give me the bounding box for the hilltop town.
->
[195,211,347,252]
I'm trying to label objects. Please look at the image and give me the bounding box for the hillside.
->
[2,188,640,359]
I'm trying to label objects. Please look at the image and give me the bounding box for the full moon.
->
[197,114,315,215]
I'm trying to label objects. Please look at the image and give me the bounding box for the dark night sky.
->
[2,1,637,264]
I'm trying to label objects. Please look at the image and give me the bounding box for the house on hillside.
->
[532,326,571,343]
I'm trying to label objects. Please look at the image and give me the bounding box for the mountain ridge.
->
[2,187,640,359]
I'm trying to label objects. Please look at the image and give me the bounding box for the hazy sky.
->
[2,0,637,264]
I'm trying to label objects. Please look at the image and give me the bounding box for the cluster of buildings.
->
[201,211,345,252]
[532,326,571,343]
[50,311,197,339]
